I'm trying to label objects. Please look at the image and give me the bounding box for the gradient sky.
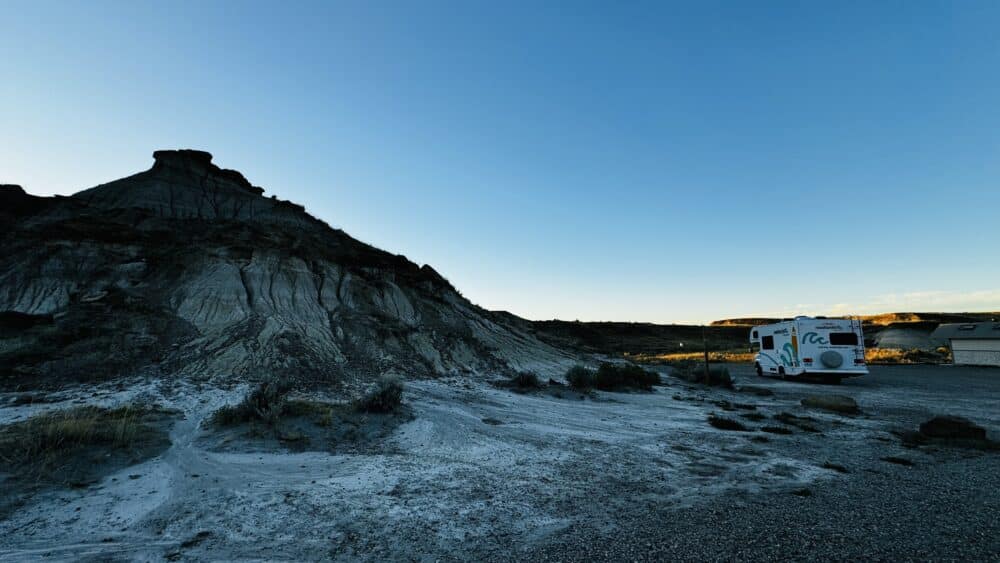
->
[3,1,999,323]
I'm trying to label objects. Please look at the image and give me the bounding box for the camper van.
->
[749,316,868,380]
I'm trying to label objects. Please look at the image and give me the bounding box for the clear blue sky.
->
[3,1,999,323]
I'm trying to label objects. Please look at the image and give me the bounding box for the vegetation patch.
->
[206,379,409,454]
[760,426,793,435]
[668,361,733,388]
[740,412,767,422]
[707,414,749,431]
[355,378,404,413]
[865,348,948,365]
[0,404,174,517]
[211,379,294,426]
[563,363,660,391]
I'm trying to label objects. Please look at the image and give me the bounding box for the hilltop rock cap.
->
[152,149,264,196]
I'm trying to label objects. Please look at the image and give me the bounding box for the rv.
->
[749,316,868,381]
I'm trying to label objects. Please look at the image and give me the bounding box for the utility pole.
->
[702,324,710,384]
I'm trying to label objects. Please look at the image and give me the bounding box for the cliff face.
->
[0,151,572,389]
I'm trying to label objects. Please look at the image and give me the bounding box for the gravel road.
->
[526,364,1000,562]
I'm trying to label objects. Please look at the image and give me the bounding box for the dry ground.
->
[0,364,997,561]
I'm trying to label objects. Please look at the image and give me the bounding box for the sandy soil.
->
[1,365,997,561]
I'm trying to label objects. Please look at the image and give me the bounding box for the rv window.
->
[829,332,859,346]
[762,335,774,350]
[752,330,758,339]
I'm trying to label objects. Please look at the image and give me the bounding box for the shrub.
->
[355,378,404,413]
[510,371,542,389]
[211,379,293,426]
[668,361,732,388]
[565,365,595,389]
[593,363,661,391]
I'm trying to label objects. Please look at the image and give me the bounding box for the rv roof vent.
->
[815,316,827,319]
[794,315,810,320]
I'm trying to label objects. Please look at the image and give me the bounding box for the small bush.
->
[707,414,749,431]
[355,378,404,413]
[211,379,293,426]
[566,365,596,389]
[593,363,661,391]
[669,361,732,388]
[510,371,542,389]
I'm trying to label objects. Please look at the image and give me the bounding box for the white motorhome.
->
[749,316,868,380]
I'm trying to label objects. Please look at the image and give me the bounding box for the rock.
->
[0,150,577,388]
[919,415,987,441]
[738,385,774,397]
[801,394,860,415]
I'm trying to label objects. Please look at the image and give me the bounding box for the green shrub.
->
[510,371,542,389]
[565,365,595,389]
[593,362,660,391]
[355,378,404,413]
[669,362,733,388]
[211,379,293,426]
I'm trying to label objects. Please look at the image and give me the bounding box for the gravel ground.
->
[525,364,1000,562]
[1,364,997,561]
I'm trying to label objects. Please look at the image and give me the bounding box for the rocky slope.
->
[0,150,573,390]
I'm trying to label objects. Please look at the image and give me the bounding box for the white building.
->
[931,322,1000,367]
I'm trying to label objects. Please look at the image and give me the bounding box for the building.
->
[931,322,1000,367]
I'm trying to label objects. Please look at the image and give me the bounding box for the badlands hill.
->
[0,150,572,390]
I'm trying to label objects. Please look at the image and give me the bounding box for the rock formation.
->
[0,151,573,390]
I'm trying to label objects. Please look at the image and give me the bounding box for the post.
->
[702,324,710,384]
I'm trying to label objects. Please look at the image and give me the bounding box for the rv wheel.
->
[755,363,763,377]
[778,367,786,379]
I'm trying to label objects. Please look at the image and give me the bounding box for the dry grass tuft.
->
[0,405,166,477]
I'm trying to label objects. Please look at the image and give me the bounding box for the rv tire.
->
[755,363,763,377]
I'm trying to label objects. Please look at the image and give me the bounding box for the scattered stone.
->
[180,530,212,548]
[919,416,986,441]
[773,412,820,433]
[882,456,915,467]
[277,431,306,442]
[707,414,749,431]
[791,488,812,497]
[481,418,503,426]
[738,385,774,397]
[821,462,849,474]
[801,394,859,415]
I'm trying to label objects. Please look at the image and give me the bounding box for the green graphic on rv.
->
[801,332,828,345]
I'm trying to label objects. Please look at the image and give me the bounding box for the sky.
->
[2,1,999,323]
